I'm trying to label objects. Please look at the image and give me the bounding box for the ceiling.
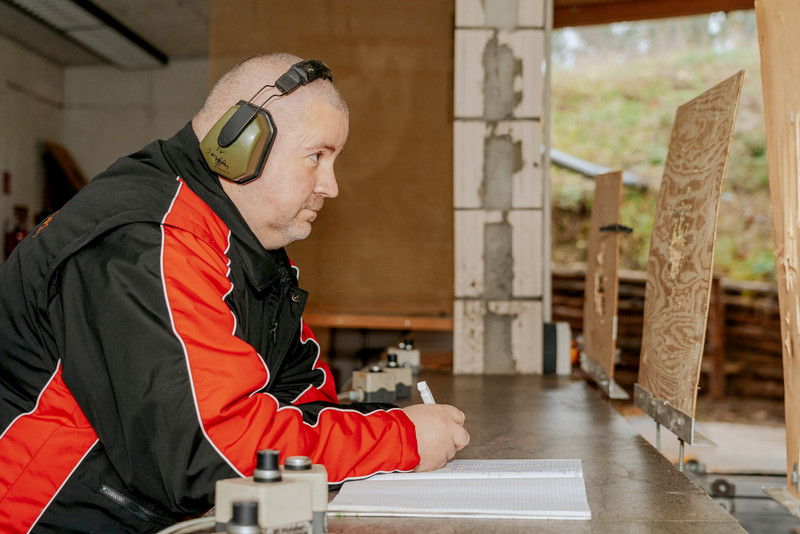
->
[0,0,754,69]
[0,0,209,67]
[553,0,755,27]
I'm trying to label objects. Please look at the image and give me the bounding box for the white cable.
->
[155,516,215,534]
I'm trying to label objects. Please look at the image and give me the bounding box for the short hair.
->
[193,53,348,139]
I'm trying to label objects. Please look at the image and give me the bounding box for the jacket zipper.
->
[98,484,174,527]
[269,271,291,344]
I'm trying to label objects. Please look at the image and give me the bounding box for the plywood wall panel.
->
[209,0,455,315]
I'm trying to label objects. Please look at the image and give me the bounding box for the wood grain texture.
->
[756,0,800,499]
[553,0,754,28]
[583,172,623,380]
[302,312,453,331]
[209,0,456,317]
[637,71,743,417]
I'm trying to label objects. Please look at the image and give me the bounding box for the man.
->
[0,53,469,533]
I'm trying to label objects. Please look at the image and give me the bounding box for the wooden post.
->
[707,276,726,399]
[756,0,800,503]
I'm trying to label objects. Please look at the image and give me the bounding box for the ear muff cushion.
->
[199,104,276,183]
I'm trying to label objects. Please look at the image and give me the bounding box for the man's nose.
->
[316,167,339,198]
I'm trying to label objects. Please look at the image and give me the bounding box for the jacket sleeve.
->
[268,320,340,405]
[55,220,419,516]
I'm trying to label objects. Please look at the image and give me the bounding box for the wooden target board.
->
[635,71,743,441]
[581,171,627,398]
[757,0,800,506]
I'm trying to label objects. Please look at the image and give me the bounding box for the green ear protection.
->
[199,59,333,184]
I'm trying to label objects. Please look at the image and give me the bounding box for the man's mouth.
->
[304,197,325,214]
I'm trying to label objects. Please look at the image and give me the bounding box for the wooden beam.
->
[303,313,454,332]
[554,0,755,28]
[756,0,800,503]
[707,276,726,399]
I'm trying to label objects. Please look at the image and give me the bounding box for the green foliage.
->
[551,13,775,282]
[618,189,655,271]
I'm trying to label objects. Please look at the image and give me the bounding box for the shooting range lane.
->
[328,371,745,533]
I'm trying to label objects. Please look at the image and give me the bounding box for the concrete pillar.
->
[454,0,549,374]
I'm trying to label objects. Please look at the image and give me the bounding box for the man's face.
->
[221,96,348,249]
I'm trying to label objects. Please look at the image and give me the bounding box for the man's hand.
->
[402,404,470,471]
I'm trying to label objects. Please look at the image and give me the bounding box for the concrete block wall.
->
[0,34,63,248]
[454,0,549,374]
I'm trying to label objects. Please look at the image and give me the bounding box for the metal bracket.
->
[580,352,630,399]
[633,383,716,447]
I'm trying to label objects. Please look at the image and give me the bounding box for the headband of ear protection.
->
[199,59,333,184]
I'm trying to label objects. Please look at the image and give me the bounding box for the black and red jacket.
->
[0,123,419,533]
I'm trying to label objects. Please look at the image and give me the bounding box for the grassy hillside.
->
[551,16,774,282]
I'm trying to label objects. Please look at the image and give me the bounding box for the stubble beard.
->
[281,195,325,244]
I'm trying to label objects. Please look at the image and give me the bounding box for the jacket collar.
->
[160,122,286,292]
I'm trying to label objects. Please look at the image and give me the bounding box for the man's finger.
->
[450,407,466,424]
[454,427,470,450]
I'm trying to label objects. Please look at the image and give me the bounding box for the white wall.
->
[62,58,208,180]
[0,48,208,263]
[0,34,63,242]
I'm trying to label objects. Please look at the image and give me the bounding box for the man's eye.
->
[310,153,320,163]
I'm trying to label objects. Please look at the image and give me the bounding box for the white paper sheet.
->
[328,459,592,520]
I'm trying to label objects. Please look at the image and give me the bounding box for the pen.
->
[417,381,436,404]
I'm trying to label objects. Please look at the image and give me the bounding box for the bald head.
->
[192,53,348,142]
